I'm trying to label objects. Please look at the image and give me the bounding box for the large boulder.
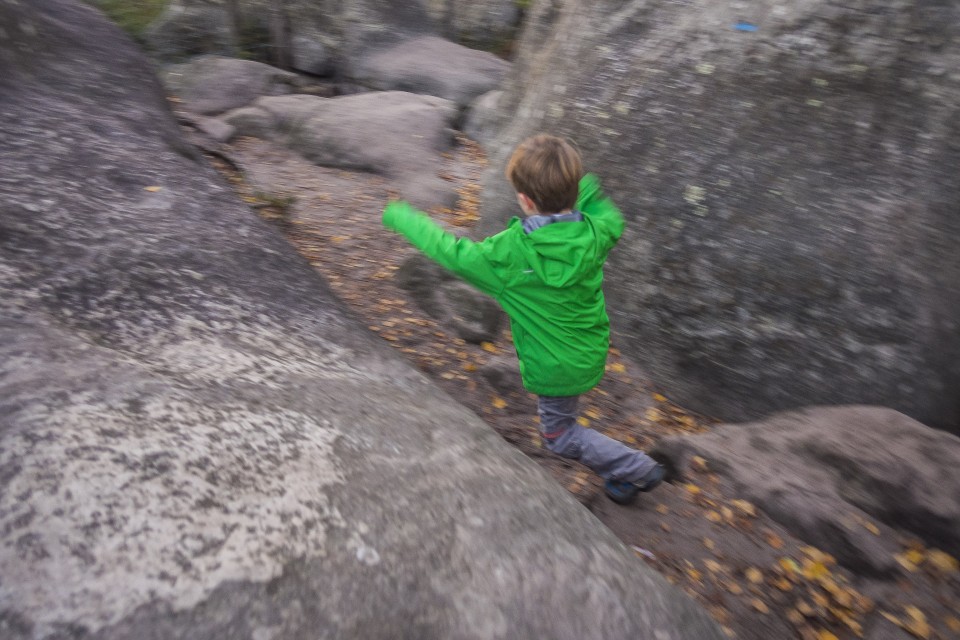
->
[163,55,300,115]
[352,35,510,107]
[221,91,461,209]
[479,0,960,432]
[0,2,724,639]
[653,407,960,576]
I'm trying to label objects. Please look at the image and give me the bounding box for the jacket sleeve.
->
[576,173,625,245]
[382,201,505,298]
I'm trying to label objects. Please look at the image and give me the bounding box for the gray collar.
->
[522,211,584,234]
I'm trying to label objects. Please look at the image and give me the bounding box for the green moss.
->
[88,0,169,39]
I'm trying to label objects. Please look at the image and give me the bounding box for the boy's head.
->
[505,134,582,215]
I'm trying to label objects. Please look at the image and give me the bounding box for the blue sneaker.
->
[604,464,666,505]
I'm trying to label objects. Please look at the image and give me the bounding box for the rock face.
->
[0,2,724,639]
[653,407,960,576]
[479,0,960,431]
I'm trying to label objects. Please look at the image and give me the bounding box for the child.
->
[382,134,664,504]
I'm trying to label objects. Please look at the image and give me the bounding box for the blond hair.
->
[505,134,582,213]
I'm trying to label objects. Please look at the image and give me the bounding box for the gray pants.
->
[538,395,658,483]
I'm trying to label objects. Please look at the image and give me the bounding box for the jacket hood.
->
[510,215,602,288]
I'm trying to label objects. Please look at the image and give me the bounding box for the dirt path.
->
[206,133,960,640]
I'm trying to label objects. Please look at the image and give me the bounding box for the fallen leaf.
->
[584,407,601,420]
[661,522,672,532]
[645,407,662,421]
[685,483,702,495]
[731,499,757,517]
[491,397,507,409]
[745,567,763,584]
[862,520,880,535]
[480,342,498,353]
[779,557,801,575]
[773,577,793,591]
[725,580,743,595]
[787,609,805,625]
[703,537,716,550]
[816,631,839,640]
[927,549,958,574]
[945,616,960,634]
[721,506,735,523]
[686,568,703,583]
[655,504,670,515]
[751,598,769,614]
[608,362,626,374]
[706,511,723,524]
[704,559,723,574]
[691,455,709,471]
[144,185,161,192]
[653,393,667,402]
[765,531,785,549]
[577,417,591,427]
[797,600,815,617]
[903,605,930,639]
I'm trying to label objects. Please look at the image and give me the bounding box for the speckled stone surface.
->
[0,2,723,638]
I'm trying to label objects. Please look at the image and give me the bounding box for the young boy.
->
[382,134,664,504]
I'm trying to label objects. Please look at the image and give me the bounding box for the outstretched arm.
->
[576,173,625,243]
[383,201,505,298]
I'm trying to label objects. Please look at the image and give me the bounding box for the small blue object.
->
[734,22,758,32]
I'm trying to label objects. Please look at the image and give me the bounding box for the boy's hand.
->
[382,200,417,230]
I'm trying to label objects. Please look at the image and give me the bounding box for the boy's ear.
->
[517,192,536,213]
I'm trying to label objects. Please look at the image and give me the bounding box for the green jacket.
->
[382,174,624,396]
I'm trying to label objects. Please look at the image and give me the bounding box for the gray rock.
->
[653,406,960,575]
[163,55,299,115]
[480,355,524,398]
[354,35,510,107]
[0,2,725,638]
[464,89,503,146]
[258,91,461,210]
[219,105,275,139]
[479,0,960,432]
[194,115,236,142]
[396,254,504,344]
[292,32,335,76]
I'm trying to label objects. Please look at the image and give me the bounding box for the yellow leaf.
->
[750,598,769,614]
[480,342,498,353]
[144,185,161,192]
[721,506,735,523]
[685,483,702,495]
[704,559,723,574]
[927,549,958,574]
[703,537,716,550]
[691,455,709,471]
[880,611,902,628]
[895,552,919,573]
[584,408,601,420]
[904,605,930,639]
[765,532,784,549]
[745,567,764,584]
[725,580,743,595]
[577,416,590,427]
[463,362,477,372]
[686,568,703,582]
[653,393,667,402]
[802,559,830,581]
[706,510,723,524]
[945,616,960,633]
[491,397,507,409]
[608,362,626,373]
[787,609,805,625]
[645,407,662,421]
[730,499,757,517]
[779,557,800,574]
[816,631,839,640]
[655,504,670,515]
[797,600,815,617]
[863,520,880,535]
[773,577,793,591]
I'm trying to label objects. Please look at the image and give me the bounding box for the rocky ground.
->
[199,128,959,640]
